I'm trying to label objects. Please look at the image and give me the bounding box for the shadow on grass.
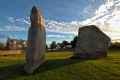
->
[0,59,81,80]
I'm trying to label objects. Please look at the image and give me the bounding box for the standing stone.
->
[72,25,111,59]
[24,6,46,74]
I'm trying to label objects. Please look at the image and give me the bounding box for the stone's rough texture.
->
[24,6,46,74]
[73,25,111,59]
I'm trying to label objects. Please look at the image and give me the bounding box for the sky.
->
[0,0,120,44]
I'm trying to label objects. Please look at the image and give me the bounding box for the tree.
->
[50,41,57,50]
[0,42,5,50]
[46,44,48,50]
[71,36,78,48]
[61,40,69,48]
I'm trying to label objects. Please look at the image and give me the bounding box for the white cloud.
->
[82,0,120,40]
[47,34,66,38]
[0,17,30,32]
[46,0,120,41]
[15,18,30,25]
[8,17,15,23]
[46,20,81,35]
[3,0,120,41]
[91,0,96,2]
[0,25,26,32]
[83,4,95,16]
[8,17,30,25]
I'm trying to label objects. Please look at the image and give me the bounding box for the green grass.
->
[0,50,120,80]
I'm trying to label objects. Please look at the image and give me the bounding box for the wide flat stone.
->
[73,25,111,59]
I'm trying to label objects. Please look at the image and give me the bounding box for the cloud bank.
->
[0,0,120,41]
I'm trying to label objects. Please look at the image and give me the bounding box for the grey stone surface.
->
[73,25,111,59]
[24,6,46,74]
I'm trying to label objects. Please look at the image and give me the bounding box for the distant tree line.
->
[0,36,120,51]
[47,36,78,51]
[109,42,120,50]
[0,42,5,50]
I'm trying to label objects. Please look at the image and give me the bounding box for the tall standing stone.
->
[24,6,46,74]
[72,25,111,59]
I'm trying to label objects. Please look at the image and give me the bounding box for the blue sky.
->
[0,0,103,20]
[0,0,120,44]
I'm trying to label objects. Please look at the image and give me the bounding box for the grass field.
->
[0,50,120,80]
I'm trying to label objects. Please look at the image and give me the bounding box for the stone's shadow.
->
[0,59,80,80]
[0,64,24,80]
[34,59,80,74]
